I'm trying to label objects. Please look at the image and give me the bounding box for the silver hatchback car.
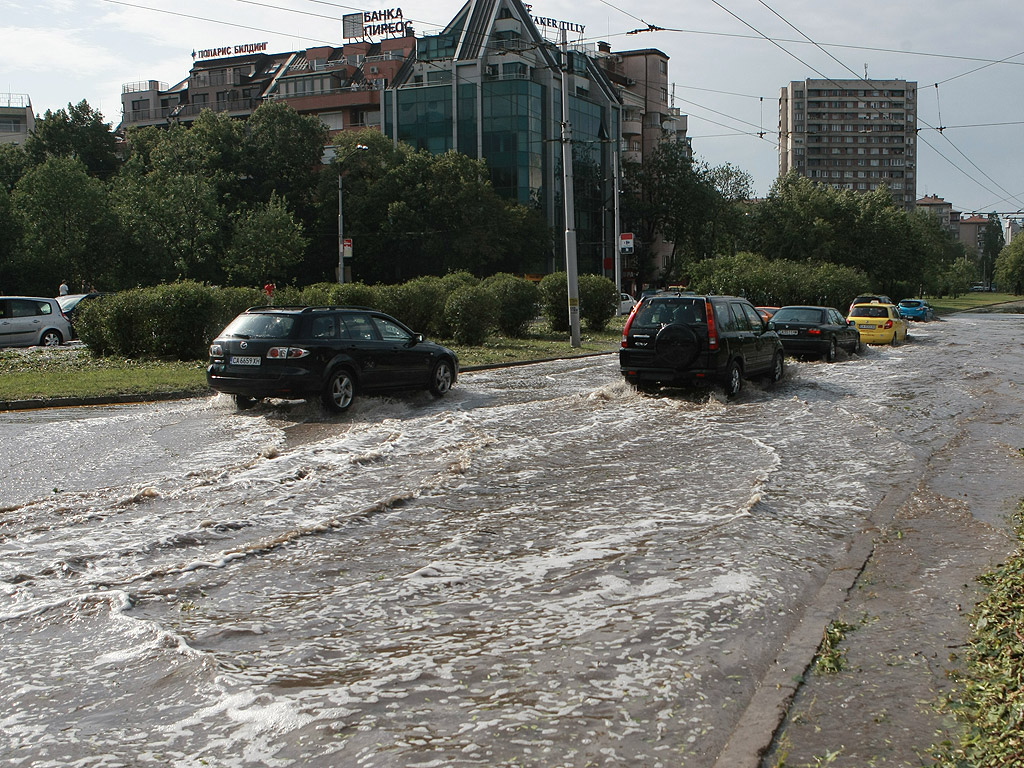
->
[0,296,73,347]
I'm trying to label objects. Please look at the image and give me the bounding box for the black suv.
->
[207,306,459,412]
[619,293,785,397]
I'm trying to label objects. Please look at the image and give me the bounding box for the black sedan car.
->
[207,306,459,412]
[769,305,862,362]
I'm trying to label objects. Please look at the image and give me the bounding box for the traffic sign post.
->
[620,232,634,255]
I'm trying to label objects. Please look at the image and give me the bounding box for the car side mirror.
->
[767,321,775,331]
[414,333,424,344]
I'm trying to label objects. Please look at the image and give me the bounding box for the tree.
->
[620,140,729,284]
[241,101,328,212]
[0,188,20,291]
[24,100,119,178]
[994,237,1024,294]
[110,169,223,284]
[943,257,976,298]
[979,214,1005,287]
[11,155,117,295]
[223,194,308,286]
[0,143,28,192]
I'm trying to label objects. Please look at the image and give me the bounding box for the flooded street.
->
[3,313,1023,768]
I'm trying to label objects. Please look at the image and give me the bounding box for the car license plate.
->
[858,323,875,330]
[231,355,261,366]
[778,329,798,335]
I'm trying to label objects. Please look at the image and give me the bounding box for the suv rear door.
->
[724,300,769,374]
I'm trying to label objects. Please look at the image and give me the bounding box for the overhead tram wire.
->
[99,0,336,45]
[98,0,1022,159]
[708,0,1024,209]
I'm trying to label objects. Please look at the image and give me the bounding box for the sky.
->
[3,0,1023,217]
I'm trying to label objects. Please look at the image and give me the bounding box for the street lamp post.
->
[337,143,369,284]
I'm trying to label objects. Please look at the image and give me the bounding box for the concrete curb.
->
[711,484,915,767]
[0,390,210,412]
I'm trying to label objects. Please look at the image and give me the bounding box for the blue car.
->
[897,299,934,321]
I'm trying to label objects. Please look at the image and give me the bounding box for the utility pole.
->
[612,144,622,296]
[337,143,369,284]
[560,30,581,348]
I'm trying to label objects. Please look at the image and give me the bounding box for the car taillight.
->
[621,306,638,347]
[883,320,893,329]
[267,346,310,359]
[209,343,223,357]
[808,328,821,335]
[705,299,718,350]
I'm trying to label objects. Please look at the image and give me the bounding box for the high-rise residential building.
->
[779,78,917,210]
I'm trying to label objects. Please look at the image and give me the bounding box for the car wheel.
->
[233,394,258,410]
[853,337,862,355]
[823,337,837,363]
[890,332,899,347]
[767,352,785,385]
[723,360,743,398]
[40,330,63,346]
[429,358,454,397]
[654,323,700,369]
[322,368,355,412]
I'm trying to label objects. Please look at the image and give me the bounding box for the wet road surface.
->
[2,313,1022,767]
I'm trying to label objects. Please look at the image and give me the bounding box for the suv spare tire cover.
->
[654,323,701,368]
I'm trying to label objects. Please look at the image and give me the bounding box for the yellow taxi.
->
[846,302,908,345]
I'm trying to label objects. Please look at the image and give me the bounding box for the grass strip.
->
[0,320,624,403]
[931,503,1024,767]
[928,292,1020,315]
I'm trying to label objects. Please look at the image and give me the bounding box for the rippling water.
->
[3,313,1022,767]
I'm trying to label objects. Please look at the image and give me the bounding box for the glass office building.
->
[385,0,621,274]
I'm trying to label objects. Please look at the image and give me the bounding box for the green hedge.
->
[686,252,871,309]
[481,273,540,337]
[75,273,546,360]
[539,272,617,332]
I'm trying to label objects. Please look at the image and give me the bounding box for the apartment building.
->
[120,37,416,134]
[779,78,917,210]
[0,93,35,146]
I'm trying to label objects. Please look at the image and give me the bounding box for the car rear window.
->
[772,307,824,323]
[222,313,298,338]
[633,298,706,326]
[900,301,921,307]
[851,306,889,318]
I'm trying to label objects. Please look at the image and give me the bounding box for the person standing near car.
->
[58,280,69,296]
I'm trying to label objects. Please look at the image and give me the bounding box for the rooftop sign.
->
[524,4,585,35]
[342,8,409,39]
[193,42,269,60]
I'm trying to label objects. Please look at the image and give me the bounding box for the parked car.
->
[0,296,72,348]
[619,292,785,398]
[769,305,862,362]
[847,294,893,315]
[897,299,934,321]
[847,302,908,346]
[756,306,780,322]
[618,293,638,315]
[207,306,459,412]
[56,292,110,338]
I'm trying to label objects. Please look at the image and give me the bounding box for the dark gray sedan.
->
[769,305,862,362]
